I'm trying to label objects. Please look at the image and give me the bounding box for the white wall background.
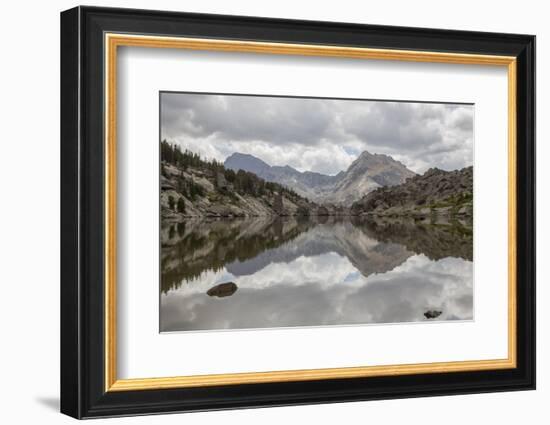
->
[0,0,545,423]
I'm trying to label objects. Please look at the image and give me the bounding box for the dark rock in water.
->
[207,282,238,298]
[424,310,442,319]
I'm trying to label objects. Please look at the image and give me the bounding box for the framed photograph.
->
[60,6,535,419]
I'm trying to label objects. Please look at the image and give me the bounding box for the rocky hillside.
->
[161,142,333,220]
[224,151,416,205]
[351,166,473,219]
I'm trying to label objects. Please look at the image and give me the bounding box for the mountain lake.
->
[160,216,473,332]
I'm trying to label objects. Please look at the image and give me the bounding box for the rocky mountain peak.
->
[225,152,269,166]
[358,150,377,159]
[224,152,272,176]
[352,150,407,168]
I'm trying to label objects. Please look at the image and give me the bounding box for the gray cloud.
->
[161,92,473,175]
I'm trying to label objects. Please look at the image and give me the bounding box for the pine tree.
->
[177,197,186,213]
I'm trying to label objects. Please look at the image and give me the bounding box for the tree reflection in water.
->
[160,216,473,332]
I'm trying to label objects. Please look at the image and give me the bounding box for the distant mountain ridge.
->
[224,151,416,205]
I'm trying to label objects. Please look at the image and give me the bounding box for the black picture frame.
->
[61,5,535,419]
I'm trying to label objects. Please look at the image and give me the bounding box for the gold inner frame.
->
[104,33,517,392]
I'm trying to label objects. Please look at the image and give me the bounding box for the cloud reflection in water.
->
[160,217,473,332]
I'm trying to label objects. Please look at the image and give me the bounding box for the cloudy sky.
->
[160,92,473,175]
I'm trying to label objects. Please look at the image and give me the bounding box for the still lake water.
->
[160,216,473,332]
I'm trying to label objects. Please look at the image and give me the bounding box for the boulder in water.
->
[207,282,238,298]
[424,310,442,319]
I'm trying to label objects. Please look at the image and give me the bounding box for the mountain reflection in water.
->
[160,216,473,332]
